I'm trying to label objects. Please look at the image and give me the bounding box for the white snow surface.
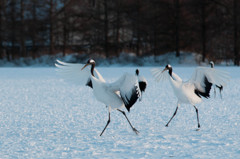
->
[0,66,239,158]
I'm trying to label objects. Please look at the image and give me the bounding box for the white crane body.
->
[152,64,229,129]
[55,59,147,136]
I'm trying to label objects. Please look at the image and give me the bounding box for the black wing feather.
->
[194,76,212,98]
[139,81,147,92]
[120,85,140,112]
[86,78,93,88]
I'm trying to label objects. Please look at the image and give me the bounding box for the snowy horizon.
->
[0,52,236,67]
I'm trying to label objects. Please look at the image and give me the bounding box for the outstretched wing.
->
[151,68,168,82]
[108,73,141,112]
[189,67,230,98]
[55,60,105,88]
[151,68,182,82]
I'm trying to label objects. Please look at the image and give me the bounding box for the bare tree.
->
[175,0,180,57]
[29,0,38,58]
[62,0,67,56]
[49,0,55,55]
[103,0,109,57]
[113,0,121,56]
[233,0,239,65]
[0,0,3,59]
[20,0,26,57]
[10,0,17,60]
[201,0,206,62]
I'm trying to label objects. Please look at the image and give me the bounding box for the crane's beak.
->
[81,63,89,70]
[161,68,168,73]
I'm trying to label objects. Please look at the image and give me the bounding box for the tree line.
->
[0,0,239,65]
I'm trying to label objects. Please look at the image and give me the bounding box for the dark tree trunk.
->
[49,0,54,55]
[62,0,69,56]
[136,0,140,56]
[175,0,180,57]
[153,20,157,56]
[201,0,206,62]
[62,0,67,56]
[10,0,16,60]
[115,0,120,56]
[234,0,239,66]
[104,0,109,57]
[20,0,26,57]
[63,24,67,56]
[0,1,3,59]
[32,0,37,58]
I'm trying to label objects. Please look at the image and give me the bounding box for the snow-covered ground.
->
[0,66,239,158]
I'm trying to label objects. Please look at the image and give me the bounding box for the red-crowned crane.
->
[55,59,147,136]
[152,64,229,129]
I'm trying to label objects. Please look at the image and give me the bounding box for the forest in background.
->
[0,0,239,66]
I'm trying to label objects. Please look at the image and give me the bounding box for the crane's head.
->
[162,64,172,73]
[161,64,173,76]
[210,61,214,68]
[81,59,95,70]
[135,69,139,76]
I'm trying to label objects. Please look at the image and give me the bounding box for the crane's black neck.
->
[91,63,95,77]
[168,67,173,77]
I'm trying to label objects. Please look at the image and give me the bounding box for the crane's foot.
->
[133,128,139,135]
[195,124,201,131]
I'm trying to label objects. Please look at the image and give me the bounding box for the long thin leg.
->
[219,89,222,99]
[165,106,178,127]
[117,109,139,135]
[217,85,223,99]
[100,112,110,136]
[193,105,200,128]
[214,86,216,98]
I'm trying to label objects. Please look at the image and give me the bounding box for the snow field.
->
[0,67,239,158]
